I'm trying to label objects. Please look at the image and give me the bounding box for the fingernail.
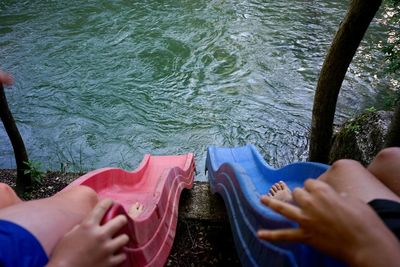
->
[260,195,270,203]
[257,230,268,237]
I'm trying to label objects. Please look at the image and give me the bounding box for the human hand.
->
[0,70,13,86]
[257,179,400,267]
[47,199,129,267]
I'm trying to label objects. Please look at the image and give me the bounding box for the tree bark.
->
[0,83,31,194]
[385,101,400,147]
[309,0,382,163]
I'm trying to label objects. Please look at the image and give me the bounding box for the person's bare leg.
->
[0,183,22,209]
[0,185,98,256]
[368,147,400,198]
[318,159,400,203]
[268,181,293,202]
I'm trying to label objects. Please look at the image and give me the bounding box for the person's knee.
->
[0,183,22,208]
[374,147,400,164]
[0,183,14,195]
[57,186,98,209]
[73,186,98,208]
[321,159,363,183]
[331,159,363,172]
[0,183,20,200]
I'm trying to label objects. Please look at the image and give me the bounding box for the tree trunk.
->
[0,83,31,194]
[309,0,382,163]
[385,101,400,147]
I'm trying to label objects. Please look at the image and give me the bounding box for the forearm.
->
[348,229,400,267]
[46,260,67,267]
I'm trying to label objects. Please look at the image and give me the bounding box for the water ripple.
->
[0,0,397,178]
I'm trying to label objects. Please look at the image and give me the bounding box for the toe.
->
[277,182,283,190]
[279,181,287,189]
[269,188,275,195]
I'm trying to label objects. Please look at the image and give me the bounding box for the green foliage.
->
[385,0,399,5]
[342,110,377,136]
[21,191,33,200]
[23,161,44,185]
[344,123,361,134]
[383,0,400,73]
[366,106,377,113]
[383,39,400,73]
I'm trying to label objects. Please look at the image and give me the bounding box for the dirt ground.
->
[0,169,240,266]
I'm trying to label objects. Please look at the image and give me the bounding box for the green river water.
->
[0,0,398,179]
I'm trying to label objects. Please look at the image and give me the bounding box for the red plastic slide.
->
[65,153,195,267]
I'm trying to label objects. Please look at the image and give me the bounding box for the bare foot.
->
[267,181,293,202]
[128,202,144,218]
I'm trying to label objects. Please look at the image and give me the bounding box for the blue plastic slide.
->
[206,144,346,267]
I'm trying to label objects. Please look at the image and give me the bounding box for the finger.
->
[303,179,331,194]
[108,234,130,251]
[109,253,127,266]
[292,187,313,208]
[103,214,128,236]
[69,224,80,233]
[303,179,338,203]
[257,228,307,242]
[260,196,303,221]
[0,71,13,86]
[63,224,80,238]
[86,198,114,224]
